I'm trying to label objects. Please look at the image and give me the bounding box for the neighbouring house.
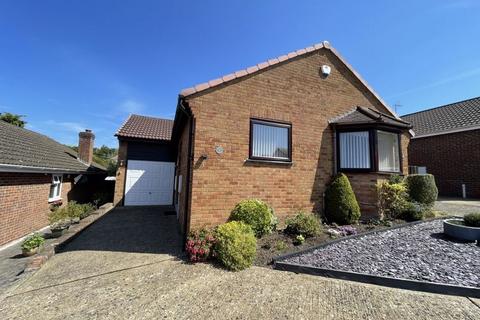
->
[403,96,480,198]
[113,41,412,236]
[0,121,107,246]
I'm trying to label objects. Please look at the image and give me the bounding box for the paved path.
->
[435,197,480,217]
[1,206,478,319]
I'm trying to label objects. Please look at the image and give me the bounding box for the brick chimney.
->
[78,129,95,165]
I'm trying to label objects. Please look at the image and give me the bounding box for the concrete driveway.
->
[435,197,480,216]
[1,206,479,319]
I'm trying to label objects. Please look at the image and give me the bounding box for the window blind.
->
[339,131,370,169]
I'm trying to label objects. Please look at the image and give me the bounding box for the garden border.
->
[24,203,114,272]
[273,217,480,298]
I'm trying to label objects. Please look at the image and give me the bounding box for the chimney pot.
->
[78,130,95,165]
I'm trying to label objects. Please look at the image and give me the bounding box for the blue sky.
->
[0,1,479,147]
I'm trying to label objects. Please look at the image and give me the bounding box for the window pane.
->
[49,185,56,199]
[339,131,370,169]
[378,131,400,172]
[252,122,289,159]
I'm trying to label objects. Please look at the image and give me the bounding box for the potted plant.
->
[444,212,480,242]
[49,220,70,238]
[21,233,45,256]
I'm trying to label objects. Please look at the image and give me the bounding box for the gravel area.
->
[284,220,480,288]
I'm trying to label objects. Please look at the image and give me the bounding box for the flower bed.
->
[255,219,406,267]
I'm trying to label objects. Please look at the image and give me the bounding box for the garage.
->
[125,160,175,205]
[113,115,177,207]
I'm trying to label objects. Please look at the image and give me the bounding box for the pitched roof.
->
[115,114,173,141]
[402,96,480,138]
[0,120,105,173]
[329,106,412,129]
[178,41,402,123]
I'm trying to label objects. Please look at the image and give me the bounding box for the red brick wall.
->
[181,48,409,230]
[0,173,97,246]
[408,129,480,198]
[0,173,51,245]
[113,140,128,206]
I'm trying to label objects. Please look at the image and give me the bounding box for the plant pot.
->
[443,219,480,241]
[22,247,38,257]
[49,228,67,238]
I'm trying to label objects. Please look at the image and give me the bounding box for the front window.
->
[339,131,371,169]
[49,175,62,201]
[377,130,400,172]
[338,130,402,173]
[250,119,291,161]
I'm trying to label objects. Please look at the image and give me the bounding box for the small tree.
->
[0,112,26,127]
[324,173,361,225]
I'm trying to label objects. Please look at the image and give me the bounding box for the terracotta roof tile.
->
[116,114,173,141]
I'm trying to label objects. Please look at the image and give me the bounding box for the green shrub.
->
[293,234,305,246]
[48,201,96,223]
[388,174,404,184]
[214,221,256,271]
[377,181,408,219]
[274,240,288,251]
[21,233,45,251]
[230,199,276,237]
[464,212,480,227]
[401,201,428,221]
[324,173,361,225]
[284,212,321,237]
[405,174,438,207]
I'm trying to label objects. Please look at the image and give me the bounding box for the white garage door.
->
[124,160,175,206]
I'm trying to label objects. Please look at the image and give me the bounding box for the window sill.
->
[245,159,293,165]
[48,197,62,203]
[340,170,402,175]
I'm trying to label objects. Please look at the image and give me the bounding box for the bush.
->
[293,235,305,246]
[401,201,429,221]
[48,201,96,223]
[230,199,276,237]
[21,233,45,251]
[464,212,480,227]
[405,174,438,207]
[185,228,216,263]
[377,181,408,219]
[388,174,404,184]
[214,221,256,271]
[284,212,321,237]
[324,173,361,225]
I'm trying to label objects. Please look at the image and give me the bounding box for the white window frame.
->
[49,174,63,202]
[377,130,401,173]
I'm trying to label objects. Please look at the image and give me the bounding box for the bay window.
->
[377,130,400,172]
[339,131,371,169]
[250,119,292,162]
[338,129,401,173]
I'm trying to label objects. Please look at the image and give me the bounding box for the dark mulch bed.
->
[255,219,406,267]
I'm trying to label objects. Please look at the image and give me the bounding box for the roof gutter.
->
[0,163,88,174]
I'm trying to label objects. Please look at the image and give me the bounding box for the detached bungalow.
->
[114,41,412,235]
[0,122,106,246]
[403,96,480,198]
